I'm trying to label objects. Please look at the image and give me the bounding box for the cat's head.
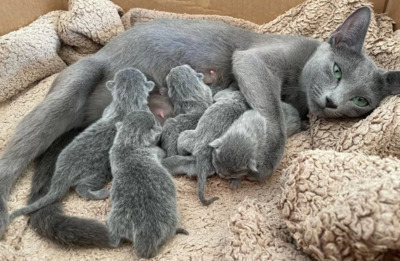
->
[106,68,155,110]
[209,135,258,179]
[166,64,213,105]
[115,111,162,146]
[301,7,400,118]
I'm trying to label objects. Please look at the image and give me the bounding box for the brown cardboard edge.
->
[0,0,392,36]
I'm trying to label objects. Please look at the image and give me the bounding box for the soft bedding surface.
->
[1,0,400,260]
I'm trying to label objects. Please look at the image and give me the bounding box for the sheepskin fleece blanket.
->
[1,0,400,260]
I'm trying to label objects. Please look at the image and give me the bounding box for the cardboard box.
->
[0,0,397,36]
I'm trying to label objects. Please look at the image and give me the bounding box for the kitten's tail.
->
[10,181,69,220]
[26,129,111,247]
[196,152,219,206]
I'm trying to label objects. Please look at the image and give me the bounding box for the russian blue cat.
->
[108,111,187,258]
[160,64,213,157]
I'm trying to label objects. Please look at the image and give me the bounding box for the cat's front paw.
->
[0,195,9,238]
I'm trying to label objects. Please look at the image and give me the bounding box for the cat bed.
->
[1,0,400,260]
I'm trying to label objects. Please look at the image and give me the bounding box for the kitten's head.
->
[115,111,162,146]
[166,64,213,105]
[106,68,155,111]
[213,88,243,102]
[209,135,258,179]
[301,7,400,118]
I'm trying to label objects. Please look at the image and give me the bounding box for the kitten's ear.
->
[106,81,115,92]
[384,71,400,95]
[115,122,122,130]
[328,6,371,53]
[208,139,222,149]
[146,81,155,91]
[248,159,258,173]
[197,73,204,80]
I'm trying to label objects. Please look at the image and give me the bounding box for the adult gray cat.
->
[9,68,154,220]
[164,89,250,205]
[160,64,213,157]
[0,7,399,244]
[108,111,187,258]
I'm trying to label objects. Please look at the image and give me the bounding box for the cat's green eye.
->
[352,97,369,107]
[333,63,342,80]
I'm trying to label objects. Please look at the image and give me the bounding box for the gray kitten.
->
[163,88,249,205]
[160,65,213,157]
[9,68,154,220]
[108,111,187,259]
[210,104,301,189]
[209,110,267,189]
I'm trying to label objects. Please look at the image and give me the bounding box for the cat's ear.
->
[208,138,222,149]
[197,73,204,80]
[146,81,155,91]
[248,159,258,173]
[384,71,400,95]
[115,122,122,130]
[328,6,371,53]
[106,81,115,92]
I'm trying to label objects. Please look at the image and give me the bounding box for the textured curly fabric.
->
[0,12,66,103]
[1,0,400,260]
[122,8,260,31]
[280,151,400,260]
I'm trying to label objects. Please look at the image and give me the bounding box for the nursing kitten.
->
[9,68,154,220]
[164,89,249,205]
[108,111,187,259]
[209,110,268,189]
[160,65,213,157]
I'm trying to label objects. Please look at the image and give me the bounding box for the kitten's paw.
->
[229,178,241,189]
[0,195,9,238]
[176,228,189,235]
[109,235,121,248]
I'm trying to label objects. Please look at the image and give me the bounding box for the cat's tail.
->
[25,129,111,247]
[196,152,219,206]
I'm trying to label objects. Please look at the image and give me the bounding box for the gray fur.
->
[209,110,267,189]
[108,111,187,259]
[281,102,302,137]
[164,89,249,205]
[160,65,213,157]
[209,104,301,189]
[27,128,112,247]
[10,68,154,220]
[1,7,399,242]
